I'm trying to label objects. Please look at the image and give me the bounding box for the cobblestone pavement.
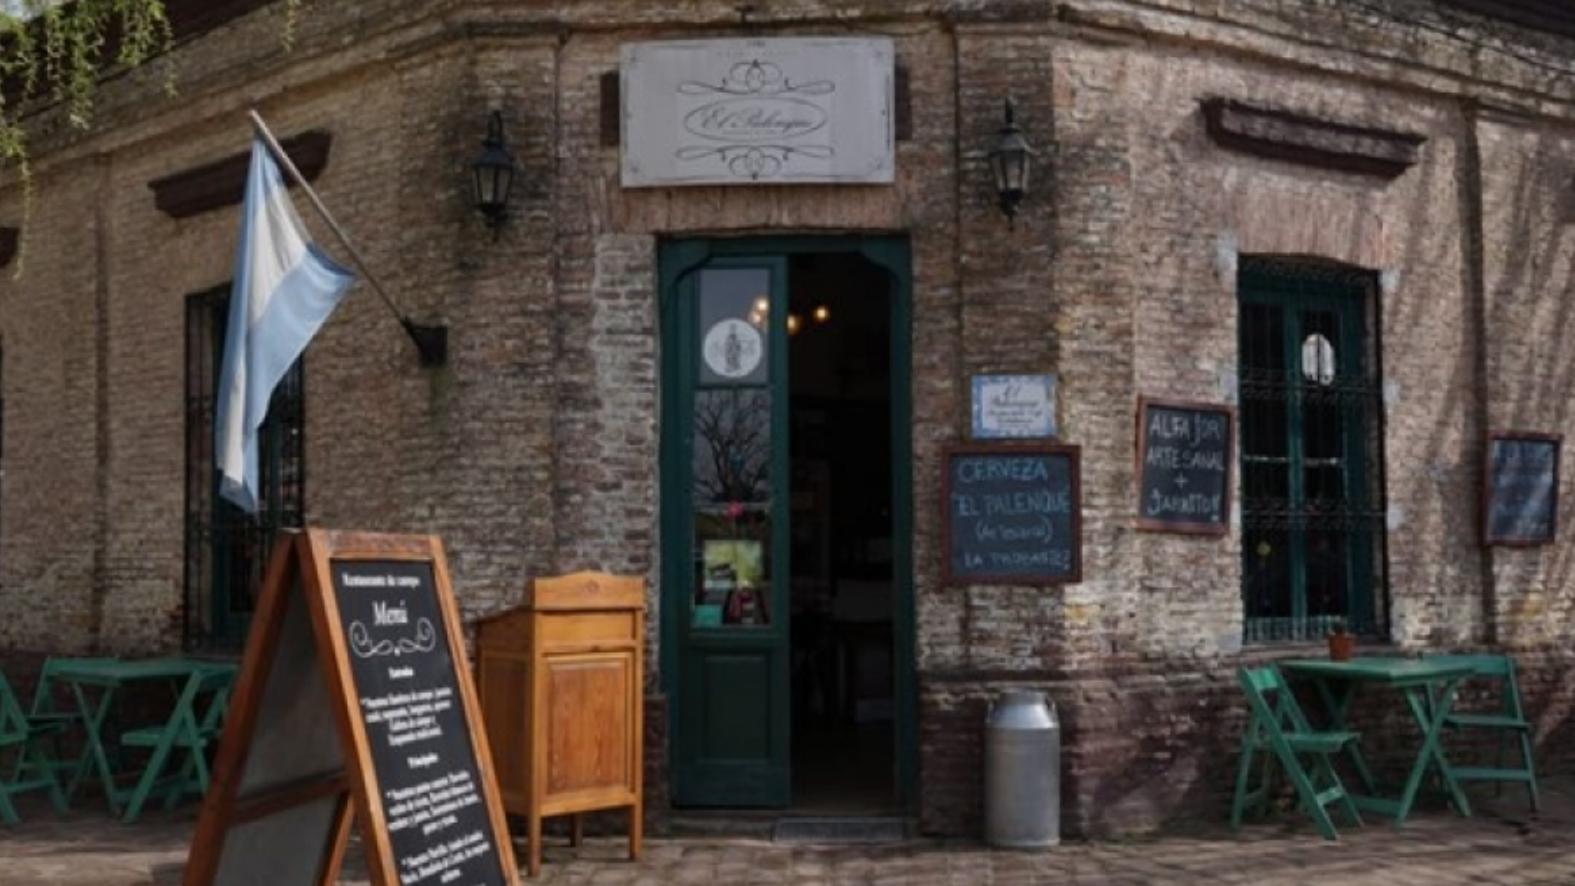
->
[3,780,1574,885]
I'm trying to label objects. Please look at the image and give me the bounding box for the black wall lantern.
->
[987,98,1037,224]
[472,110,517,237]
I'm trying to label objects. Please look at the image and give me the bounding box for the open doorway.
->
[660,237,911,813]
[787,253,895,813]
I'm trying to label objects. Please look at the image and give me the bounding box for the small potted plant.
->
[1327,618,1355,661]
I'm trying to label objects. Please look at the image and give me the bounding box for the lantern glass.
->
[474,157,513,209]
[472,111,517,229]
[991,144,1030,195]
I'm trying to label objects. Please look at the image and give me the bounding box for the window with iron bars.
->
[1237,257,1388,643]
[183,286,304,650]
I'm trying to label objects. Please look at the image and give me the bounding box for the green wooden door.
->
[664,252,793,807]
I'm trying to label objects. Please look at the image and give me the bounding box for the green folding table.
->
[50,657,229,817]
[1279,657,1477,825]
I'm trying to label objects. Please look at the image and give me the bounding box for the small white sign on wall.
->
[971,374,1058,439]
[621,38,895,187]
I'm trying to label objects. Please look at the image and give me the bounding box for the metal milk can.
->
[984,690,1060,848]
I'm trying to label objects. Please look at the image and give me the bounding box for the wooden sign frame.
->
[1133,396,1235,536]
[1483,431,1562,547]
[941,442,1082,586]
[185,529,520,886]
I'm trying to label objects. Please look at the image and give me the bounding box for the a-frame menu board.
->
[185,529,519,886]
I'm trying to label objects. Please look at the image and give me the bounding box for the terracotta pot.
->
[1327,632,1355,661]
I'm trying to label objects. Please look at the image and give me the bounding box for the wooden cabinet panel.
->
[546,654,631,795]
[478,653,529,808]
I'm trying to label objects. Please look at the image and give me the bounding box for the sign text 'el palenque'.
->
[944,444,1081,585]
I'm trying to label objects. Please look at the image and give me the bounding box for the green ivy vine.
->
[0,0,305,270]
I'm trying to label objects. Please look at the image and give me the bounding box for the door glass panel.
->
[697,269,770,386]
[692,267,775,629]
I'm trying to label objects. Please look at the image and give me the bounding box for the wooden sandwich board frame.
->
[184,529,520,886]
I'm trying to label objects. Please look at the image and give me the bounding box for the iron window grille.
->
[183,286,305,650]
[1238,257,1388,644]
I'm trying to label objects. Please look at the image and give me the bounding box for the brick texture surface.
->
[0,0,1573,839]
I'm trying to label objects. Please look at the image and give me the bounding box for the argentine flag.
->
[215,139,355,514]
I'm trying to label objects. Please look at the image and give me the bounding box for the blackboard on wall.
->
[1485,432,1561,546]
[1135,398,1233,535]
[943,444,1081,584]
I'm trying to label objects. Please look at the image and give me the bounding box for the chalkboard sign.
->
[186,531,519,886]
[333,559,507,886]
[1135,398,1233,535]
[1485,432,1561,545]
[943,444,1081,584]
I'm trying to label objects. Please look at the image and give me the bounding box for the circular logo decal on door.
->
[702,318,764,379]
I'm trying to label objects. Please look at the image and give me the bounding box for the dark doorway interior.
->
[787,253,896,813]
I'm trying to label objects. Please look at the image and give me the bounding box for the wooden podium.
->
[474,572,644,877]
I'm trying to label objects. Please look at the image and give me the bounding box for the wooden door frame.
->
[658,234,917,812]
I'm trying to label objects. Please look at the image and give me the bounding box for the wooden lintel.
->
[1201,98,1425,179]
[148,130,333,219]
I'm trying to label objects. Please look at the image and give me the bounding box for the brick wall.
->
[1,0,1573,839]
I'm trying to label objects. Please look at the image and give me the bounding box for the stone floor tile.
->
[4,779,1575,884]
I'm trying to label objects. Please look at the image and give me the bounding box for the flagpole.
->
[247,109,447,367]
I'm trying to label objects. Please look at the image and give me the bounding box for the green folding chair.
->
[1427,654,1539,812]
[117,665,235,823]
[27,656,116,786]
[0,670,67,825]
[1231,665,1363,841]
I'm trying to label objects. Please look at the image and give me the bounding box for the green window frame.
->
[1238,258,1388,643]
[182,285,305,649]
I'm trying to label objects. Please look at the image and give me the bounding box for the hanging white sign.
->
[621,38,895,187]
